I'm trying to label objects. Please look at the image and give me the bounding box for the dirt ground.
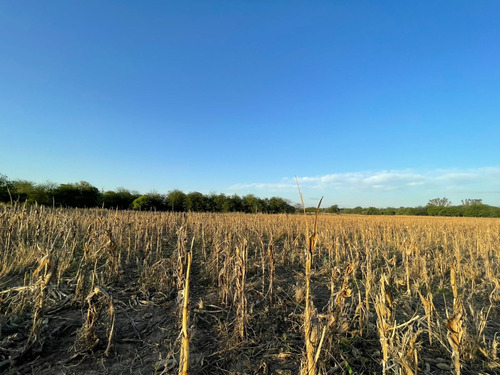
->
[2,261,498,375]
[1,261,308,375]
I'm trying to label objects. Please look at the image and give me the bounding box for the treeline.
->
[1,174,498,217]
[0,174,295,214]
[317,201,500,218]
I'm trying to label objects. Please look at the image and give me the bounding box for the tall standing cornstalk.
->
[297,177,324,375]
[179,237,194,375]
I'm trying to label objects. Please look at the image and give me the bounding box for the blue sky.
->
[1,1,499,207]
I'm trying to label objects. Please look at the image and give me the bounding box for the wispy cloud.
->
[228,167,500,207]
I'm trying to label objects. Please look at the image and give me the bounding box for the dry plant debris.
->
[0,203,499,374]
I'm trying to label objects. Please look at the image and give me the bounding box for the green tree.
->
[131,195,150,210]
[166,189,186,212]
[54,181,100,208]
[439,206,464,217]
[463,204,500,218]
[242,194,262,213]
[266,197,295,214]
[131,194,165,211]
[0,174,13,203]
[380,207,396,215]
[29,183,54,205]
[220,194,234,212]
[185,192,208,212]
[349,206,364,214]
[207,193,227,212]
[229,194,244,212]
[10,180,35,202]
[363,207,380,215]
[101,188,140,209]
[325,204,340,214]
[2,178,57,206]
[39,182,58,206]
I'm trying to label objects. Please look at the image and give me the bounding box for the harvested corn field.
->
[0,204,499,374]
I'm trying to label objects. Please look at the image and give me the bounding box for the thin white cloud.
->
[229,182,295,192]
[294,170,430,191]
[228,167,500,206]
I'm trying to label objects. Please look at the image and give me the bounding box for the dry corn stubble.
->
[178,238,193,375]
[74,286,115,356]
[0,204,499,374]
[297,178,325,375]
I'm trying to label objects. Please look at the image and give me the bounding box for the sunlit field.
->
[1,204,499,374]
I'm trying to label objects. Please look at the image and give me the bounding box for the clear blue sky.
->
[1,1,499,207]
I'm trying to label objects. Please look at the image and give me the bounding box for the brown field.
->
[0,204,499,374]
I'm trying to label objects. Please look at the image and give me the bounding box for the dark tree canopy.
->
[185,192,208,212]
[54,181,100,208]
[166,190,186,212]
[101,188,140,210]
[131,194,165,211]
[0,174,13,202]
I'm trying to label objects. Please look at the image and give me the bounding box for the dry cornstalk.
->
[74,244,92,304]
[418,290,434,345]
[74,286,115,356]
[396,326,422,375]
[179,237,194,375]
[447,310,463,375]
[450,265,458,306]
[297,177,323,375]
[105,229,120,279]
[176,226,188,291]
[365,250,373,314]
[328,264,353,334]
[267,234,275,304]
[375,294,390,374]
[448,265,464,375]
[23,254,54,353]
[234,238,248,341]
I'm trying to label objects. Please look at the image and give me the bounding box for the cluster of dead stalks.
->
[0,202,499,374]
